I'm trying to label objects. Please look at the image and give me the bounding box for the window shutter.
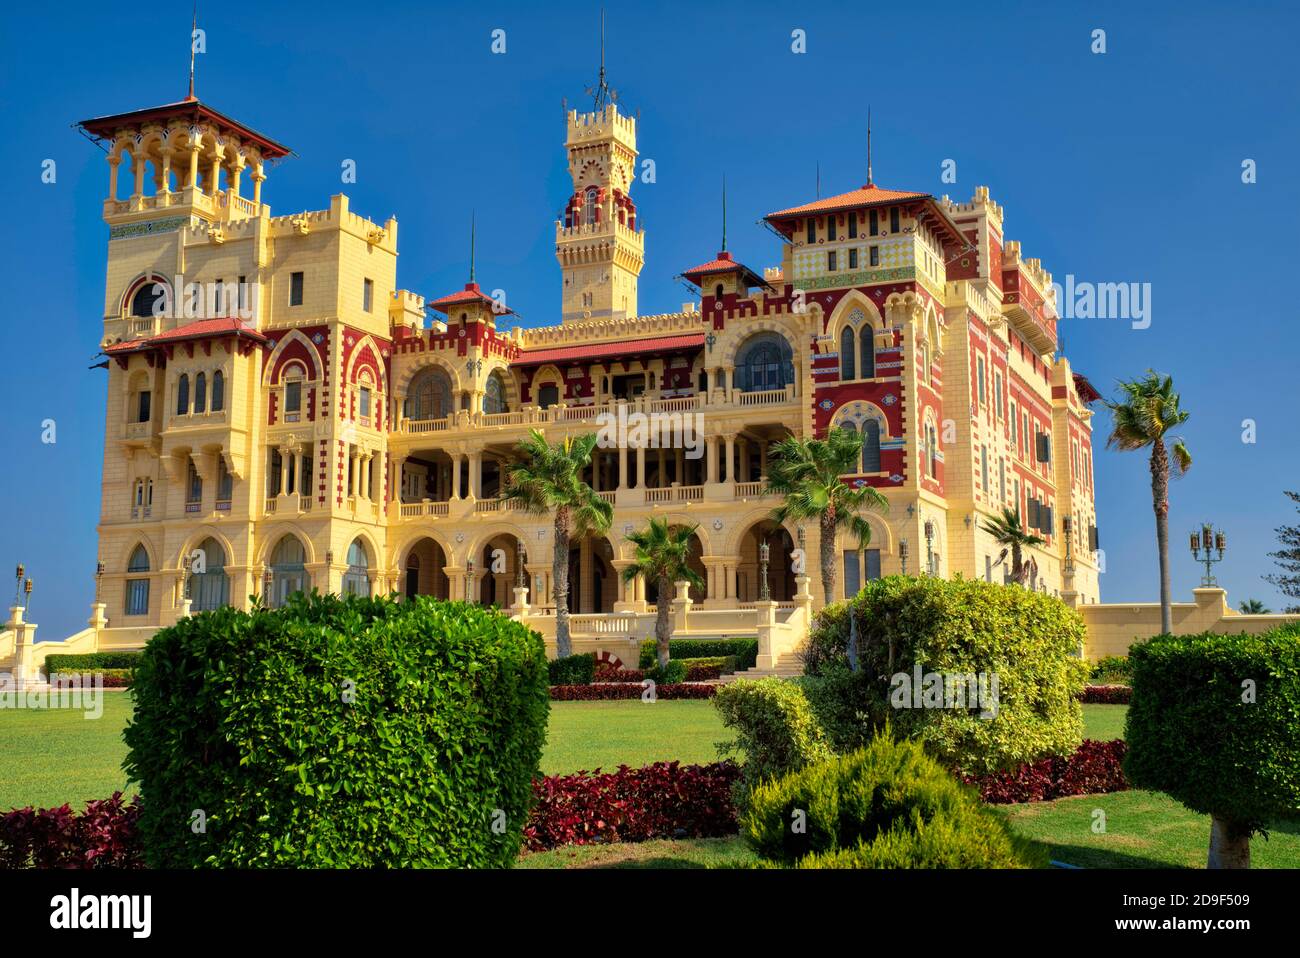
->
[1028,498,1040,530]
[1044,504,1054,535]
[1036,434,1050,463]
[1089,524,1099,551]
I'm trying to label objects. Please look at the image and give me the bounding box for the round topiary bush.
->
[124,593,550,868]
[1125,625,1300,868]
[741,729,1045,869]
[801,576,1090,776]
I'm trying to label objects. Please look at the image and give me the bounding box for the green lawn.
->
[4,695,1295,871]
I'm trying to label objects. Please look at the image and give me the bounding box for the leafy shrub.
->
[963,739,1128,804]
[646,660,687,685]
[549,682,716,700]
[714,678,833,805]
[0,793,143,869]
[1125,627,1300,862]
[741,730,1045,869]
[123,593,550,868]
[1089,655,1131,684]
[639,639,758,671]
[685,664,722,682]
[548,652,597,686]
[524,761,740,851]
[1081,684,1132,704]
[676,656,737,674]
[802,576,1089,775]
[593,663,644,683]
[43,652,142,675]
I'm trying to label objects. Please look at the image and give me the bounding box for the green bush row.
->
[638,639,758,671]
[44,652,142,674]
[548,653,597,686]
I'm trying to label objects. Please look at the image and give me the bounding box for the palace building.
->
[50,74,1103,671]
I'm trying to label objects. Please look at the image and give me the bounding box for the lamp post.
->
[1062,515,1075,575]
[14,564,24,608]
[516,539,526,590]
[24,578,32,616]
[466,557,475,601]
[1190,523,1226,586]
[263,568,274,605]
[758,540,770,601]
[924,519,935,576]
[95,561,105,604]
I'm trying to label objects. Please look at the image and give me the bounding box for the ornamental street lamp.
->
[24,577,33,615]
[263,568,274,605]
[758,541,770,600]
[1190,523,1226,586]
[95,561,105,604]
[923,519,935,576]
[466,557,476,599]
[14,564,24,607]
[516,539,527,589]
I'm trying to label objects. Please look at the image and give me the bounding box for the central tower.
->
[556,102,645,323]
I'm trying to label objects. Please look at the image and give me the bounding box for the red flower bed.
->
[549,683,717,700]
[684,664,722,682]
[963,739,1128,804]
[593,664,645,683]
[1080,684,1132,704]
[0,792,143,869]
[523,760,740,851]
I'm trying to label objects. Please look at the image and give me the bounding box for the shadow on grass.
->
[1045,842,1189,870]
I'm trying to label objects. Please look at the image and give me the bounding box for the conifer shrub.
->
[124,593,549,868]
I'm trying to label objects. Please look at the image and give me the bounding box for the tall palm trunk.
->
[553,507,572,658]
[819,511,838,607]
[654,575,672,668]
[1011,542,1022,584]
[1208,816,1251,869]
[1150,440,1172,634]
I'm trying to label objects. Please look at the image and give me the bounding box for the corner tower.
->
[556,102,645,323]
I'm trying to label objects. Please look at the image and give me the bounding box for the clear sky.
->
[2,0,1298,641]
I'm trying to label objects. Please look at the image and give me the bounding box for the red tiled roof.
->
[78,99,291,159]
[679,250,767,289]
[104,317,267,354]
[427,282,513,315]
[765,183,930,220]
[513,333,704,367]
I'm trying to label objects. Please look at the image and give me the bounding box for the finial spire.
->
[469,211,476,283]
[721,175,727,252]
[590,8,615,110]
[866,106,873,186]
[186,2,198,101]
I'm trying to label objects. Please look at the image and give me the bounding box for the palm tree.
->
[501,429,612,657]
[622,519,705,669]
[1239,598,1271,614]
[765,429,889,606]
[1105,371,1192,634]
[981,507,1044,585]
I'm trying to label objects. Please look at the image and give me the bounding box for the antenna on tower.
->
[866,106,874,186]
[587,8,616,110]
[469,211,476,283]
[186,1,198,101]
[721,175,727,252]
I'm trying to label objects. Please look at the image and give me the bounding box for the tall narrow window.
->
[890,208,900,232]
[976,357,986,406]
[186,461,202,512]
[137,390,151,424]
[300,454,312,497]
[860,329,875,378]
[827,251,837,271]
[125,545,150,616]
[806,218,817,244]
[217,457,233,507]
[869,246,880,267]
[865,548,881,581]
[994,372,1004,419]
[211,370,224,412]
[825,218,836,243]
[981,445,989,495]
[285,379,302,415]
[869,209,879,236]
[359,386,372,421]
[290,271,304,306]
[848,214,858,239]
[194,372,207,413]
[843,550,861,599]
[839,326,856,381]
[268,449,283,497]
[363,278,373,312]
[176,374,190,416]
[848,248,859,269]
[862,419,882,473]
[584,187,598,226]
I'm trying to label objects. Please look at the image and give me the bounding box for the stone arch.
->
[344,334,388,392]
[120,272,173,319]
[718,318,801,370]
[826,288,884,340]
[614,515,714,560]
[831,400,892,438]
[463,522,532,566]
[389,527,458,570]
[120,536,160,571]
[394,353,463,397]
[723,507,800,557]
[264,329,324,385]
[529,364,565,405]
[256,524,318,566]
[832,511,895,555]
[174,526,238,572]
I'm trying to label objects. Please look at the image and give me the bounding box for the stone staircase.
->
[716,653,805,683]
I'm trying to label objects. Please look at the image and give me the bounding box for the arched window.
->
[130,280,167,318]
[194,372,207,413]
[269,536,308,609]
[484,371,507,415]
[537,383,559,409]
[862,419,882,473]
[921,341,932,386]
[735,333,794,393]
[405,367,453,421]
[186,460,202,509]
[125,544,150,616]
[860,329,875,379]
[176,374,190,415]
[211,370,225,412]
[583,187,598,226]
[342,539,370,596]
[839,326,856,381]
[189,538,230,612]
[925,421,938,478]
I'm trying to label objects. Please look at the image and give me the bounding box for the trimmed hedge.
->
[801,576,1089,776]
[639,639,758,671]
[646,660,687,685]
[714,678,833,805]
[963,739,1128,804]
[741,730,1046,868]
[123,592,550,868]
[1125,627,1300,837]
[44,652,142,675]
[1081,684,1132,704]
[548,653,597,686]
[549,682,716,700]
[524,761,740,850]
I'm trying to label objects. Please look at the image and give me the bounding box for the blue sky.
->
[2,0,1298,640]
